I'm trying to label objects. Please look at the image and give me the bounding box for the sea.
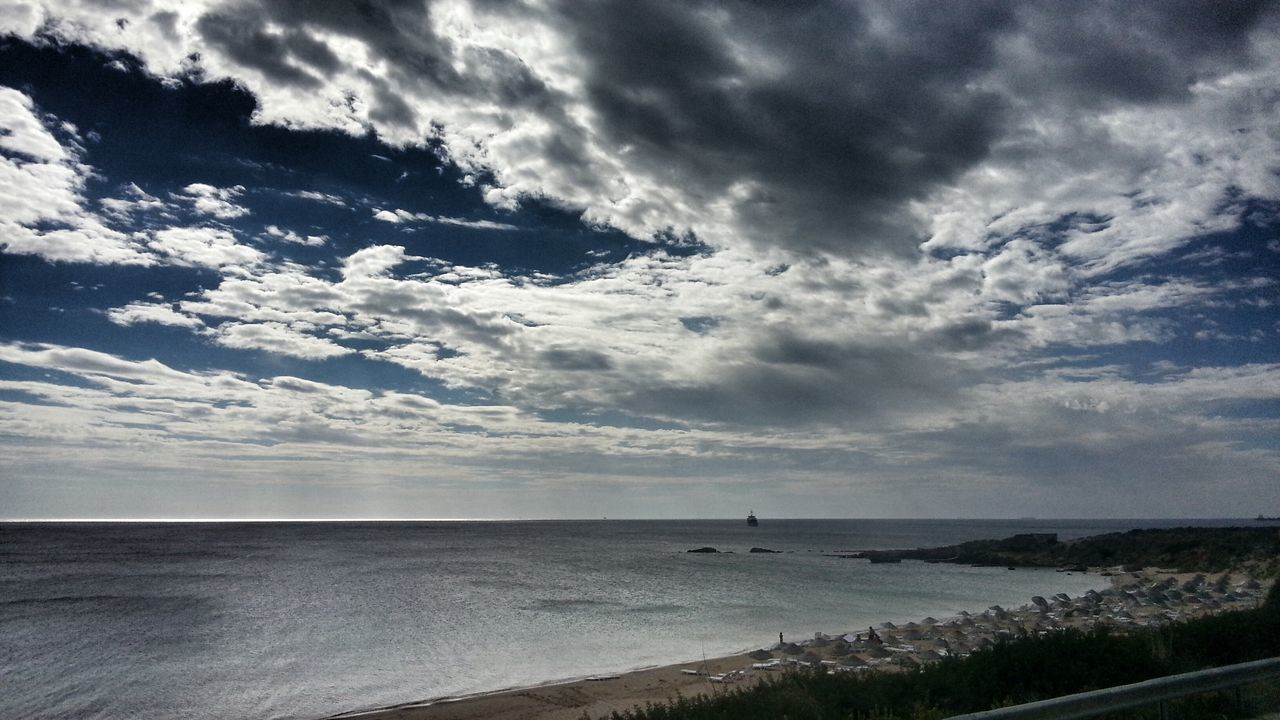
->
[0,518,1244,720]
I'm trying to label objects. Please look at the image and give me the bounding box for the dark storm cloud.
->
[529,0,1269,254]
[360,70,418,128]
[257,0,460,89]
[190,0,570,141]
[197,0,558,103]
[926,317,1025,352]
[1007,1,1271,105]
[541,348,613,372]
[551,0,1015,253]
[197,11,330,88]
[8,0,1274,263]
[159,0,1280,255]
[626,333,964,427]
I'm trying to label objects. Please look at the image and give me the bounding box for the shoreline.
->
[323,645,765,719]
[326,649,769,720]
[333,566,1272,720]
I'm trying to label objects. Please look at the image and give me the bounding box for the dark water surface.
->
[0,518,1240,719]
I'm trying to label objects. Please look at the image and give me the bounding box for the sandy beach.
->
[333,567,1273,720]
[330,653,768,720]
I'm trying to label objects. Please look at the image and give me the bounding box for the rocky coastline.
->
[848,526,1280,575]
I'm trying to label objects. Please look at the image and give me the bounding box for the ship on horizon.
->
[747,510,758,527]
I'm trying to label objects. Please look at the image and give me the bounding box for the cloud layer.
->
[1,3,1279,517]
[5,1,1278,259]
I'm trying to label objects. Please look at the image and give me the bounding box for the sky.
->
[0,1,1278,520]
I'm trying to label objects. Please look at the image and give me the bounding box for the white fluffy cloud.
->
[0,86,69,162]
[206,321,353,359]
[100,183,172,222]
[0,86,275,271]
[285,189,346,206]
[179,182,249,219]
[1,332,1276,516]
[0,86,153,265]
[108,301,206,329]
[265,224,327,246]
[341,244,419,279]
[147,226,265,269]
[85,239,1273,445]
[917,56,1280,275]
[372,207,518,231]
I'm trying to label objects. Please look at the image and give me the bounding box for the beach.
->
[330,653,767,720]
[340,567,1274,720]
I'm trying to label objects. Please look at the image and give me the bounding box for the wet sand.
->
[333,568,1272,720]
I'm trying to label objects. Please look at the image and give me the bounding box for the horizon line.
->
[0,516,1260,524]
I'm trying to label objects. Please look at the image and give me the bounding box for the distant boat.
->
[747,510,758,527]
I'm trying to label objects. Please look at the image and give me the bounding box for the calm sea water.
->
[0,518,1241,720]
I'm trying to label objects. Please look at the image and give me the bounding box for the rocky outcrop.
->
[851,527,1280,575]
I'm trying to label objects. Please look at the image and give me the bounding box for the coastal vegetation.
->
[599,579,1280,720]
[859,527,1280,577]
